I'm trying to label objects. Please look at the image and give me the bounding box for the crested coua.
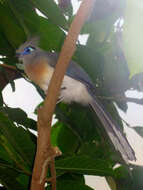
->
[16,38,136,163]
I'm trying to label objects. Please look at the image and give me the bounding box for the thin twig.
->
[30,0,96,190]
[0,63,17,70]
[50,159,56,190]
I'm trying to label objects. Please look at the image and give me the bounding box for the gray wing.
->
[45,52,96,91]
[45,52,136,162]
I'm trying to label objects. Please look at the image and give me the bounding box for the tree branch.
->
[0,63,17,70]
[0,64,21,89]
[30,0,96,190]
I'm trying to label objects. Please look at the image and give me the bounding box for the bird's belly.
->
[40,73,92,105]
[25,62,92,104]
[61,76,93,105]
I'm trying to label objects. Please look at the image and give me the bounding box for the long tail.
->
[90,98,136,163]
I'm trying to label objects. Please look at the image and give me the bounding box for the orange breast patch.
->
[24,60,54,88]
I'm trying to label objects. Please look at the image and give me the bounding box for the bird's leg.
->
[45,85,66,104]
[56,86,66,104]
[56,96,64,104]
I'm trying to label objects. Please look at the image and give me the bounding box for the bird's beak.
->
[16,52,21,58]
[15,52,24,62]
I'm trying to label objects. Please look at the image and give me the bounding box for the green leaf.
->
[2,107,28,124]
[0,145,13,164]
[56,180,94,190]
[112,165,143,190]
[0,165,29,190]
[0,107,37,130]
[47,180,93,190]
[6,0,40,35]
[132,126,143,138]
[0,31,14,56]
[51,121,79,155]
[0,3,26,48]
[81,9,120,42]
[38,17,65,51]
[106,176,117,190]
[6,0,65,51]
[55,103,101,142]
[0,112,36,170]
[47,173,93,189]
[132,166,143,189]
[78,142,113,162]
[55,155,114,176]
[16,174,30,189]
[75,45,104,84]
[31,0,67,29]
[102,34,130,95]
[81,20,111,42]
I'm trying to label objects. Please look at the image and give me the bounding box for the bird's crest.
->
[16,36,40,53]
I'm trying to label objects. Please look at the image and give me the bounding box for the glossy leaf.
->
[0,159,30,189]
[55,103,101,142]
[132,166,143,189]
[112,165,143,190]
[0,107,37,130]
[47,179,93,190]
[51,121,79,155]
[55,155,114,176]
[0,3,26,48]
[31,0,67,29]
[0,31,14,56]
[0,112,35,169]
[38,17,65,51]
[0,167,26,190]
[56,180,93,190]
[75,45,104,84]
[78,142,113,162]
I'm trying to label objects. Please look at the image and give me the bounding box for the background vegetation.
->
[0,0,143,189]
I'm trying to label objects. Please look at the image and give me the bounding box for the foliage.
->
[0,0,143,189]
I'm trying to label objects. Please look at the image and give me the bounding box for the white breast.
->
[61,75,93,105]
[41,71,93,105]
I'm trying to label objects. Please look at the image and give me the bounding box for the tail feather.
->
[90,98,136,162]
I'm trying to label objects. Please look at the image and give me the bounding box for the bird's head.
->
[16,37,42,64]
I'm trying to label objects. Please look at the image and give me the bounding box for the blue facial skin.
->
[21,46,35,56]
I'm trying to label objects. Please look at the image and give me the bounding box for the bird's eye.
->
[24,46,35,54]
[21,46,36,56]
[25,46,36,53]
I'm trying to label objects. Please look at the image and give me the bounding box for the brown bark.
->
[30,0,96,189]
[0,64,21,89]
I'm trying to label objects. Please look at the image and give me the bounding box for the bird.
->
[16,37,136,163]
